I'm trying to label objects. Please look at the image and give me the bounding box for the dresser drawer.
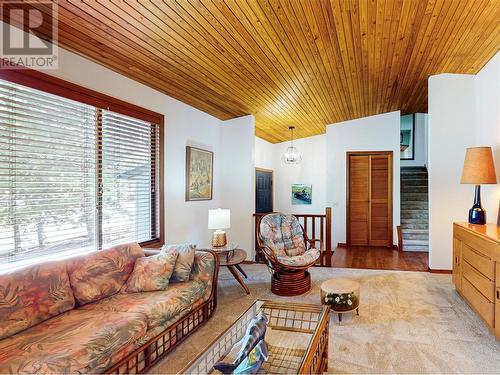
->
[461,278,495,327]
[462,244,494,280]
[462,260,495,302]
[454,225,499,258]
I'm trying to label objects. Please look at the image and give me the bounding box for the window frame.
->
[0,68,165,249]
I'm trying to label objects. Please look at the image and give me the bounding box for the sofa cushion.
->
[81,280,208,330]
[190,250,217,301]
[122,253,178,293]
[68,243,144,305]
[0,261,75,340]
[0,309,147,374]
[135,296,208,358]
[161,243,196,282]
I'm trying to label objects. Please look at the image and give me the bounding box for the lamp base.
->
[212,230,227,248]
[469,207,486,225]
[468,184,486,225]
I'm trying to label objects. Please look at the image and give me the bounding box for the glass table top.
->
[181,300,328,374]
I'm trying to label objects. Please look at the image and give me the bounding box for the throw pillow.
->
[68,243,144,305]
[123,253,178,293]
[160,243,196,282]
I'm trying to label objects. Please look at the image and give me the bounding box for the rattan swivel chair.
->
[256,213,320,296]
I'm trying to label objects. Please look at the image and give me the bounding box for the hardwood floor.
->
[331,246,429,272]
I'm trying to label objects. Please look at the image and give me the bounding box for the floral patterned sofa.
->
[0,244,218,374]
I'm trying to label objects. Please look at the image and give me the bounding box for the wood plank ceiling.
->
[2,0,499,142]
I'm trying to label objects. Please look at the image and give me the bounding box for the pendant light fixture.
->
[282,126,302,164]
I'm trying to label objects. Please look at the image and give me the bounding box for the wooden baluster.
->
[254,215,258,261]
[325,207,332,267]
[312,217,316,243]
[320,216,325,266]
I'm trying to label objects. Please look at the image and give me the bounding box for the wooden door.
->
[370,154,391,246]
[347,152,392,247]
[255,168,273,213]
[348,155,370,245]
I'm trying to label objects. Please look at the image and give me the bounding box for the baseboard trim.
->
[337,243,399,249]
[428,268,452,274]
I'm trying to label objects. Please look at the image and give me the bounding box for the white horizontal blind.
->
[0,79,160,269]
[0,80,96,267]
[101,110,158,248]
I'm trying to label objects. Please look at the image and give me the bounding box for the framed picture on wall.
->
[185,146,213,201]
[400,114,415,160]
[291,184,312,205]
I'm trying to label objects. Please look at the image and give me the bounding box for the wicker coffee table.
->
[181,300,330,374]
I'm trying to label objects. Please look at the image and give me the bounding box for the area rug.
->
[150,265,500,374]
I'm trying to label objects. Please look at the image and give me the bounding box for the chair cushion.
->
[259,213,306,257]
[68,243,144,305]
[122,253,178,293]
[81,280,208,330]
[281,215,307,256]
[0,309,147,374]
[161,243,196,282]
[0,261,75,340]
[277,247,320,267]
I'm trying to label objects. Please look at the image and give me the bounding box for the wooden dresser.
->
[453,222,500,339]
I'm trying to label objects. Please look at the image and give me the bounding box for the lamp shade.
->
[461,147,497,184]
[208,208,230,229]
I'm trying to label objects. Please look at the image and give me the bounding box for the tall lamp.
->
[461,147,497,224]
[208,208,230,247]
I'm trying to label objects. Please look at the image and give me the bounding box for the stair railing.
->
[397,225,403,251]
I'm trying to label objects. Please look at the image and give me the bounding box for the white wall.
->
[475,52,500,224]
[428,51,500,270]
[428,74,476,270]
[254,137,276,172]
[273,135,327,214]
[326,111,401,247]
[18,26,257,249]
[220,116,255,258]
[401,113,429,168]
[254,135,327,215]
[255,112,401,248]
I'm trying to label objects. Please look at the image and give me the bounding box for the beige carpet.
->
[151,265,500,374]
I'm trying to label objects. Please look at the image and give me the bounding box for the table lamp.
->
[461,147,497,224]
[208,208,230,247]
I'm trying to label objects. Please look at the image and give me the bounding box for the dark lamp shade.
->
[461,147,497,184]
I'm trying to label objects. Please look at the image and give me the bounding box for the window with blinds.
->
[101,110,159,248]
[0,78,160,269]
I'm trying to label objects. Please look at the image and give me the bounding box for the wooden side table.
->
[212,248,250,294]
[320,278,360,324]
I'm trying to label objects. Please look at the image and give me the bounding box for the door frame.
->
[255,167,274,213]
[346,151,393,247]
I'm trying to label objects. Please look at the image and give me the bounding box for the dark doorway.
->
[255,168,273,213]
